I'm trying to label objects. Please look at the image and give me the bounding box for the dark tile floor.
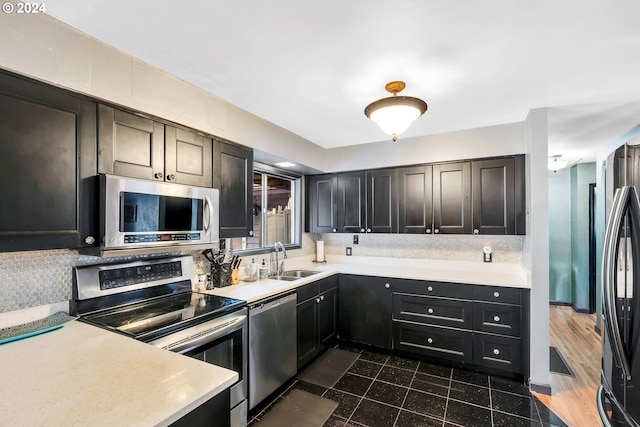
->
[249,345,568,427]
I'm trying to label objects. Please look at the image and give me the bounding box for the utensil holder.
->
[210,263,232,288]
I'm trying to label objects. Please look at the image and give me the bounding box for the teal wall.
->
[548,168,572,302]
[548,162,595,308]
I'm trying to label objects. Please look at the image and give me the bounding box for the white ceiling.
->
[47,0,640,162]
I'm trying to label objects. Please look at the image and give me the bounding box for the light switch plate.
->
[353,235,359,244]
[346,247,352,256]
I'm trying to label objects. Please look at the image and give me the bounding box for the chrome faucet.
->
[274,242,287,276]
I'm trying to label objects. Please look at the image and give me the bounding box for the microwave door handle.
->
[603,186,633,381]
[203,196,213,235]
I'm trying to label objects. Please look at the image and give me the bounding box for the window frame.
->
[226,162,302,256]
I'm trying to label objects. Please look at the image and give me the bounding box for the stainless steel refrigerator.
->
[599,184,640,427]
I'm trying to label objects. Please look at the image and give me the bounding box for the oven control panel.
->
[98,261,183,290]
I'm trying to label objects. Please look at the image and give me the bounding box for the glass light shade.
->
[364,94,427,141]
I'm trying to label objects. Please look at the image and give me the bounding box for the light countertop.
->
[205,255,530,304]
[0,320,237,427]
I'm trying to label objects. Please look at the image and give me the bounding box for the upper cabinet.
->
[215,139,254,238]
[398,165,433,234]
[433,162,471,234]
[98,105,213,187]
[471,156,525,235]
[0,72,97,251]
[306,174,338,233]
[306,154,525,236]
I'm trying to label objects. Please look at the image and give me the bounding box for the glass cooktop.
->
[81,292,245,341]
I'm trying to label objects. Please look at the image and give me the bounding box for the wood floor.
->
[532,305,602,427]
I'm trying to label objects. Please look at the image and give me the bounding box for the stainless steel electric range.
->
[71,255,248,427]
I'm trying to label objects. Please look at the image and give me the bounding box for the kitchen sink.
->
[281,270,321,278]
[273,276,299,281]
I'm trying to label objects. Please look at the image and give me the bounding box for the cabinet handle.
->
[493,349,500,356]
[434,229,440,234]
[384,283,390,289]
[167,174,176,181]
[427,338,433,344]
[154,172,164,180]
[426,229,432,234]
[428,308,434,314]
[494,315,501,322]
[360,228,365,232]
[474,229,480,235]
[494,291,500,298]
[367,228,371,233]
[332,228,337,232]
[248,230,254,236]
[84,236,95,245]
[320,295,324,301]
[427,286,433,292]
[316,298,320,303]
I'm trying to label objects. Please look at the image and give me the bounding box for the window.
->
[227,166,301,253]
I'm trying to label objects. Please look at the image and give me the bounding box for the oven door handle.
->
[165,314,246,354]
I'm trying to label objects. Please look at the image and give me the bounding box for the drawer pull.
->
[385,283,390,289]
[320,295,324,301]
[427,338,433,344]
[427,286,433,292]
[493,291,500,298]
[494,315,501,322]
[493,349,500,355]
[428,308,434,314]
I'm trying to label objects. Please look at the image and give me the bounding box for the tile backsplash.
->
[0,232,521,314]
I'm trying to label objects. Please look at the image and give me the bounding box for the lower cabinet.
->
[393,321,473,363]
[338,275,393,349]
[296,276,338,369]
[169,388,230,427]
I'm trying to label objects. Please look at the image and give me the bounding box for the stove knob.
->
[103,280,111,288]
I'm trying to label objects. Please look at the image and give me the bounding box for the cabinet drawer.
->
[393,294,473,329]
[473,333,522,373]
[318,275,338,294]
[393,279,471,299]
[473,286,521,305]
[473,303,521,337]
[393,321,473,363]
[296,282,319,303]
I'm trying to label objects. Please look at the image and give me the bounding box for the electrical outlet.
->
[346,247,352,256]
[353,235,359,244]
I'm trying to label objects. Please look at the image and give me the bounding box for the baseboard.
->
[549,301,593,314]
[529,382,552,395]
[549,301,572,306]
[595,323,601,335]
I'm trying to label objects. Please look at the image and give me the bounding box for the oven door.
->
[148,309,247,426]
[101,174,219,253]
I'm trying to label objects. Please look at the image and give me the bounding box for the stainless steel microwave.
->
[99,174,219,256]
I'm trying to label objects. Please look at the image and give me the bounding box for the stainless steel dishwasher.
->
[248,292,297,410]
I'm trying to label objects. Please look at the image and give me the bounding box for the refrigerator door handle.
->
[603,186,634,381]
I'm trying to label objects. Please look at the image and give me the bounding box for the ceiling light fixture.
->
[364,81,428,142]
[548,155,580,172]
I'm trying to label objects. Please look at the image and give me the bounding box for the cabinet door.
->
[473,333,522,373]
[215,140,254,238]
[471,158,515,235]
[297,297,320,369]
[306,174,338,233]
[393,321,473,363]
[338,275,392,349]
[98,105,164,181]
[367,168,398,233]
[318,287,338,345]
[337,171,366,233]
[398,165,433,234]
[0,72,97,251]
[165,126,212,187]
[433,162,471,234]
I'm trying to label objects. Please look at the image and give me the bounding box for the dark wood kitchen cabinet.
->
[398,165,433,234]
[366,168,398,233]
[433,162,471,234]
[0,72,97,252]
[338,274,393,349]
[471,157,521,235]
[296,276,338,369]
[98,105,213,187]
[337,171,366,233]
[306,174,338,233]
[215,139,254,238]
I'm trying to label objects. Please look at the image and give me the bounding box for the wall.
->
[548,168,572,302]
[570,163,596,310]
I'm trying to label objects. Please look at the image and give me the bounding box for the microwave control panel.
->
[98,261,183,290]
[123,233,201,244]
